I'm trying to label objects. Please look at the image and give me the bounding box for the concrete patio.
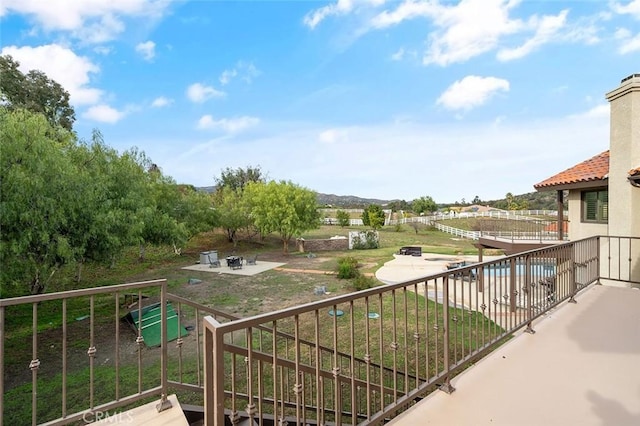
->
[181,260,285,276]
[389,284,640,426]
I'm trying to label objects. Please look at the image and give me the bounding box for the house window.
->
[582,189,608,223]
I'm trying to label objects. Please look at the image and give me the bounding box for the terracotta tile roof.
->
[534,151,609,189]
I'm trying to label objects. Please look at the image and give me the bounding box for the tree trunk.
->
[172,242,182,255]
[76,260,84,283]
[30,270,44,295]
[139,243,146,261]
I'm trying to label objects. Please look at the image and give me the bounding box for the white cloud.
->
[497,10,569,61]
[568,104,609,120]
[135,40,156,61]
[159,108,608,202]
[620,34,640,53]
[1,44,102,105]
[74,13,125,44]
[390,47,417,61]
[303,0,356,29]
[197,115,260,133]
[83,104,126,123]
[308,0,607,65]
[615,27,640,53]
[437,75,510,111]
[151,96,172,107]
[241,62,261,83]
[318,128,349,144]
[186,83,225,103]
[93,45,113,55]
[369,0,524,65]
[422,0,523,66]
[391,47,405,61]
[219,69,237,85]
[219,61,261,85]
[303,0,387,29]
[1,0,174,42]
[371,0,437,28]
[612,0,640,19]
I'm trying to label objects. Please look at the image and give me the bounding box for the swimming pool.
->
[483,262,556,277]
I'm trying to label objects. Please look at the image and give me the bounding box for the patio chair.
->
[246,255,258,265]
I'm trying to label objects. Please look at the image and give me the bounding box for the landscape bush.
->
[351,230,379,249]
[336,256,359,279]
[352,274,375,291]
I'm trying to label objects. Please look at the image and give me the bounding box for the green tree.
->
[0,107,214,295]
[361,204,386,230]
[213,165,265,242]
[0,55,76,131]
[215,187,252,247]
[244,180,320,253]
[411,196,438,215]
[0,108,78,295]
[336,210,350,227]
[173,185,219,244]
[214,165,265,192]
[387,199,409,212]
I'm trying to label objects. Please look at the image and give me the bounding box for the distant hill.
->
[196,186,560,210]
[483,191,565,211]
[197,186,216,193]
[315,193,396,207]
[196,186,394,207]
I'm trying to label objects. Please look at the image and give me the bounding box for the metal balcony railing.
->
[203,236,638,425]
[1,236,638,425]
[476,217,569,242]
[0,279,172,425]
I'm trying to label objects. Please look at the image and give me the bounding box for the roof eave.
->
[534,178,608,192]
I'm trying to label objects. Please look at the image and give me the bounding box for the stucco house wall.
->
[566,190,608,241]
[606,75,640,239]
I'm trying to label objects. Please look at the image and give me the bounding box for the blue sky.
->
[1,1,639,203]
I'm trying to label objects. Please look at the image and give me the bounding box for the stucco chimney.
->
[605,74,640,238]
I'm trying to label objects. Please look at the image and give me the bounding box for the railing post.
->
[440,276,455,394]
[556,190,564,241]
[157,280,172,412]
[0,306,4,426]
[204,316,226,426]
[31,302,39,426]
[524,255,535,334]
[509,258,517,313]
[568,244,578,303]
[596,236,602,285]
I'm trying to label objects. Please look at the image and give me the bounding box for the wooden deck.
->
[476,235,565,255]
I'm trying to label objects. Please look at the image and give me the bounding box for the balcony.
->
[388,283,640,425]
[475,217,570,255]
[1,235,638,425]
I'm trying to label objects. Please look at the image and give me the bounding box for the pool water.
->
[483,263,555,277]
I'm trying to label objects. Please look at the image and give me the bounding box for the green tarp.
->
[125,302,188,347]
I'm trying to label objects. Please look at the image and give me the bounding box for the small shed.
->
[124,302,188,347]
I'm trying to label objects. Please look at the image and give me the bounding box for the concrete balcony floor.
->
[389,284,640,426]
